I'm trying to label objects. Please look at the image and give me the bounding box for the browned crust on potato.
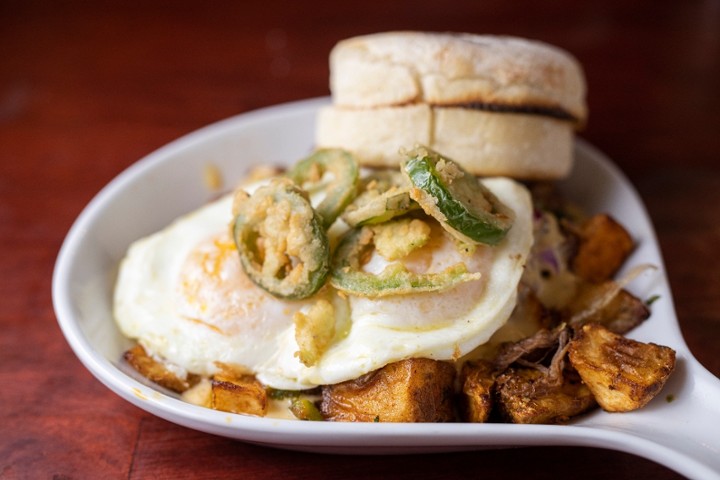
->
[123,344,199,393]
[494,366,597,424]
[321,358,456,422]
[565,283,651,334]
[571,214,634,283]
[211,372,268,416]
[459,360,496,423]
[568,323,676,412]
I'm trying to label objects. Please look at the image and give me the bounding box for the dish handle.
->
[589,353,720,479]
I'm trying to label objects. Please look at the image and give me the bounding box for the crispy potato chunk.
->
[566,283,650,334]
[321,358,456,422]
[459,360,496,423]
[211,371,268,416]
[568,323,676,412]
[572,214,634,283]
[181,378,212,407]
[124,344,199,393]
[494,367,597,424]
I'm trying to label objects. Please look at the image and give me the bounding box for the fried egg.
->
[114,177,533,390]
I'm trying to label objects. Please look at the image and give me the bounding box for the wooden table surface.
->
[2,1,719,478]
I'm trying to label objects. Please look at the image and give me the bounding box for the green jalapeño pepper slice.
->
[287,148,359,228]
[402,146,514,246]
[341,170,419,227]
[233,178,329,299]
[329,226,481,298]
[289,398,324,421]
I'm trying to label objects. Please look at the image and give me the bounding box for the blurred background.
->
[4,1,719,174]
[1,1,718,478]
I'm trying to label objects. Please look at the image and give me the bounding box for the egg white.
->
[114,177,533,390]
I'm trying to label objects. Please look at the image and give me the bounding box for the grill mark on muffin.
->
[437,102,577,122]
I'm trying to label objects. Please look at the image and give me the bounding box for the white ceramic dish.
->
[53,97,720,479]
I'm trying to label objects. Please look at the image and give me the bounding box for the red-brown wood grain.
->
[2,1,718,478]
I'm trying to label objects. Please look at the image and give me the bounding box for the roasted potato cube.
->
[566,283,650,334]
[568,323,676,412]
[459,360,496,423]
[495,367,597,424]
[211,372,268,416]
[572,214,634,283]
[123,344,199,393]
[181,378,212,408]
[321,358,456,422]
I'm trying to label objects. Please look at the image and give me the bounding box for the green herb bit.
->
[646,294,661,306]
[266,388,301,401]
[289,398,324,421]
